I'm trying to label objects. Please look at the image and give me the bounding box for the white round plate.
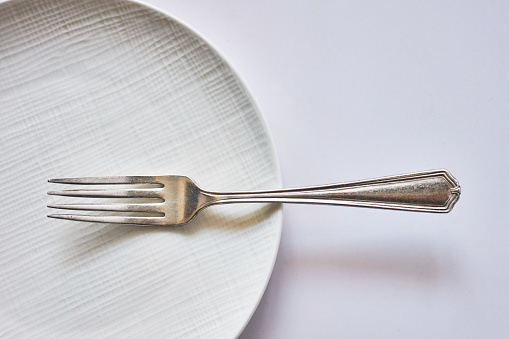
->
[0,0,282,337]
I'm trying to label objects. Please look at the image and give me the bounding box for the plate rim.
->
[130,3,284,334]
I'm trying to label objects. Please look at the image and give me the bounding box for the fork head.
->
[48,175,213,226]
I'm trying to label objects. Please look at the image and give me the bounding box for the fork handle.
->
[205,170,461,213]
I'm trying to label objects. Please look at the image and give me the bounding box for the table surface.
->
[147,1,509,337]
[144,1,508,338]
[6,0,509,337]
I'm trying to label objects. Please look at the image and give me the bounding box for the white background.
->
[143,1,508,338]
[4,0,507,337]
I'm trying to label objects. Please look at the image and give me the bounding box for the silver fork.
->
[47,169,460,226]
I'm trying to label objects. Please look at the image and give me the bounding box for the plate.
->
[0,0,282,337]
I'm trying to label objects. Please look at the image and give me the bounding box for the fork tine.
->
[48,203,163,213]
[48,176,160,185]
[47,214,166,225]
[47,189,163,198]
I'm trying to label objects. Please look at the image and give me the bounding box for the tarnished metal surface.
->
[48,169,460,226]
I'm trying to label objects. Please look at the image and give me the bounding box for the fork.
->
[47,169,460,226]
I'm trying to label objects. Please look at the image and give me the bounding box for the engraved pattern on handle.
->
[207,170,461,213]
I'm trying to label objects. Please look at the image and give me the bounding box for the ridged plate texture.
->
[0,0,282,337]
